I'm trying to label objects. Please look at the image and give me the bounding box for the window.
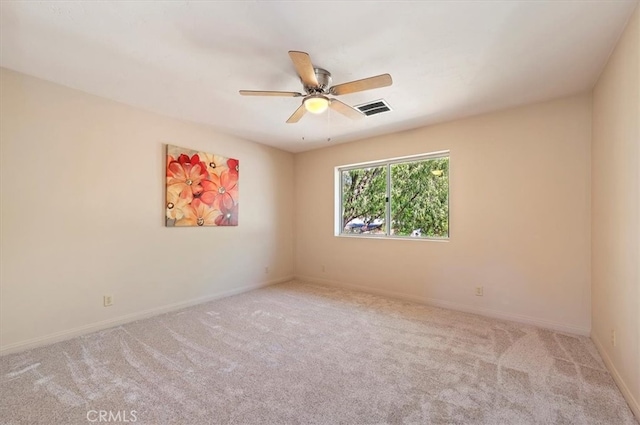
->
[337,151,449,239]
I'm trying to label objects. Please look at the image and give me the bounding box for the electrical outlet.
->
[103,295,113,307]
[475,286,484,296]
[264,266,269,274]
[611,330,617,347]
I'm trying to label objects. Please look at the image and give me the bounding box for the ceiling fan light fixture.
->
[304,95,329,114]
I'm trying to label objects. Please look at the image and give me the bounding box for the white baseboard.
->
[591,332,640,421]
[295,275,591,336]
[0,276,293,356]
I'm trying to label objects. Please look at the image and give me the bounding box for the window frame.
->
[335,150,450,240]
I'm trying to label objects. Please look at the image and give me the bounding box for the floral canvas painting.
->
[166,145,239,227]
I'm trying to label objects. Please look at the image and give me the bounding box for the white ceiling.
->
[1,1,637,153]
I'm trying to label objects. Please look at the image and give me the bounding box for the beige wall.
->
[592,5,640,418]
[295,94,592,335]
[0,69,295,352]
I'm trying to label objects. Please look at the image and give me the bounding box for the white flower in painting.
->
[166,189,190,221]
[198,152,229,177]
[176,199,221,227]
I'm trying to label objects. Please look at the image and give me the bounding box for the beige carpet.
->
[1,281,637,424]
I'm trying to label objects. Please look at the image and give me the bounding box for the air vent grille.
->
[355,99,392,116]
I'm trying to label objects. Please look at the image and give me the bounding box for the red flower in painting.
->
[199,170,238,209]
[175,199,220,227]
[167,154,208,202]
[215,201,238,226]
[167,155,176,172]
[227,158,239,179]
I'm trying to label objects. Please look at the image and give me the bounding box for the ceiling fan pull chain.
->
[327,105,331,142]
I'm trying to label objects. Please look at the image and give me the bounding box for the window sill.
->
[335,234,449,242]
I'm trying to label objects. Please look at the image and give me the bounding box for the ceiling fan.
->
[239,51,393,123]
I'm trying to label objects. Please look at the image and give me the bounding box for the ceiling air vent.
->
[355,99,392,116]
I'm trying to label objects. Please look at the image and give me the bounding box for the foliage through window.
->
[338,152,449,238]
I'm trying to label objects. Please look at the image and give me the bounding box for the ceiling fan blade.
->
[330,74,393,96]
[286,103,307,123]
[288,51,319,87]
[239,90,303,97]
[329,99,364,120]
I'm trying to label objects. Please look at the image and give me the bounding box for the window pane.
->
[341,166,387,235]
[390,157,449,238]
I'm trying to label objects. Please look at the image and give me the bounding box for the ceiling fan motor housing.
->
[305,68,332,93]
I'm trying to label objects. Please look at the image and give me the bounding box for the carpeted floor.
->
[1,281,637,424]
